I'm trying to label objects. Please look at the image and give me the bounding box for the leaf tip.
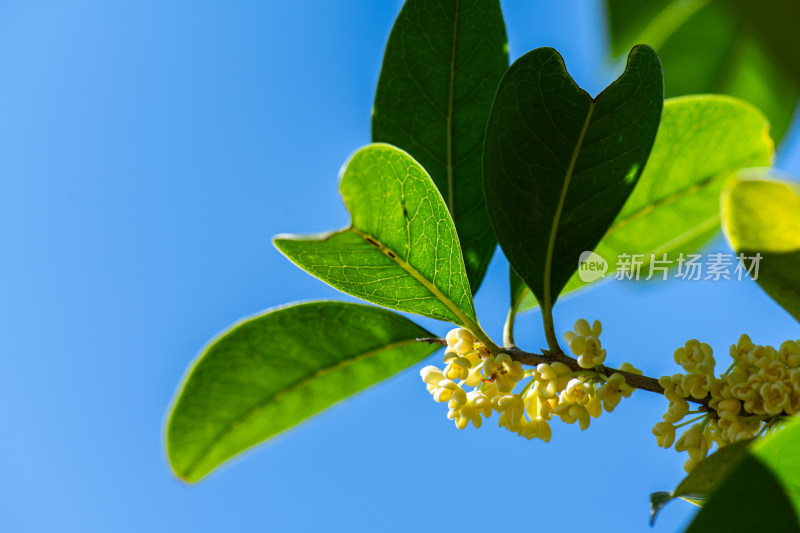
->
[649,490,674,526]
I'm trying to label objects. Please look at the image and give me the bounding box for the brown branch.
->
[505,346,673,396]
[416,337,447,346]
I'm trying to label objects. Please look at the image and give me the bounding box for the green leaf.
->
[751,418,800,520]
[483,45,663,315]
[686,419,800,532]
[606,0,800,142]
[722,176,800,324]
[274,144,483,335]
[372,0,508,294]
[726,0,800,89]
[649,440,752,525]
[514,95,773,313]
[508,267,527,316]
[166,301,439,482]
[685,455,799,533]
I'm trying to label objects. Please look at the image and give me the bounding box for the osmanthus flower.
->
[675,423,711,459]
[714,398,741,421]
[682,372,714,399]
[554,402,591,430]
[445,328,477,356]
[619,362,643,376]
[463,365,483,388]
[759,360,787,383]
[523,388,553,421]
[743,344,779,370]
[596,373,626,412]
[658,374,689,402]
[785,380,800,415]
[563,319,606,369]
[533,362,572,399]
[729,333,755,363]
[779,340,800,368]
[728,373,758,403]
[420,366,445,394]
[761,381,791,416]
[517,417,552,442]
[662,398,689,423]
[442,350,472,380]
[560,378,592,406]
[484,353,525,393]
[448,390,492,429]
[586,395,602,419]
[420,366,468,405]
[674,339,715,375]
[652,421,676,448]
[495,393,525,432]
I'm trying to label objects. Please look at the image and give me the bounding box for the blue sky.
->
[2,1,799,531]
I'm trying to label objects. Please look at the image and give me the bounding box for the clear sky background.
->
[2,1,799,532]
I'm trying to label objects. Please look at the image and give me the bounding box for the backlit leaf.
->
[275,144,483,335]
[722,176,800,324]
[166,301,439,482]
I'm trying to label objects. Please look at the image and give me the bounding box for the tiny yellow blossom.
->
[652,421,676,448]
[445,328,476,356]
[563,319,606,369]
[484,354,525,393]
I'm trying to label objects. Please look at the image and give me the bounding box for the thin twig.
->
[416,337,447,346]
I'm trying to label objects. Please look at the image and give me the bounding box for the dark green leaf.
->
[606,0,800,141]
[727,0,800,89]
[686,419,800,532]
[483,46,663,315]
[722,176,800,324]
[372,0,508,293]
[275,144,483,334]
[649,440,752,525]
[514,94,772,313]
[686,455,799,533]
[508,267,527,315]
[751,418,800,519]
[166,301,439,482]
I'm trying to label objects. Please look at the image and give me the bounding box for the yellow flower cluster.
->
[421,321,640,442]
[653,334,800,472]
